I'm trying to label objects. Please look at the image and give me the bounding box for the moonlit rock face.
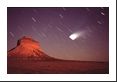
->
[69,33,78,40]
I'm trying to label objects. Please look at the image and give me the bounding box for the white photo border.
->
[0,0,116,81]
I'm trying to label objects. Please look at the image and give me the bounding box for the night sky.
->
[7,7,109,61]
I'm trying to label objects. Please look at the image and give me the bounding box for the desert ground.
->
[7,60,109,74]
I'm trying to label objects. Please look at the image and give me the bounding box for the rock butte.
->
[8,36,59,60]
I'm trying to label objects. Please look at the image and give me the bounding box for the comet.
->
[69,32,83,40]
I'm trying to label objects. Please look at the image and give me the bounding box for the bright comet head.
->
[69,33,78,40]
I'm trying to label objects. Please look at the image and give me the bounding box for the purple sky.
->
[7,7,109,61]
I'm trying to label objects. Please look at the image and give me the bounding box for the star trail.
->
[7,7,109,61]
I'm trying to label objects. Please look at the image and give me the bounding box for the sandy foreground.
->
[7,60,109,74]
